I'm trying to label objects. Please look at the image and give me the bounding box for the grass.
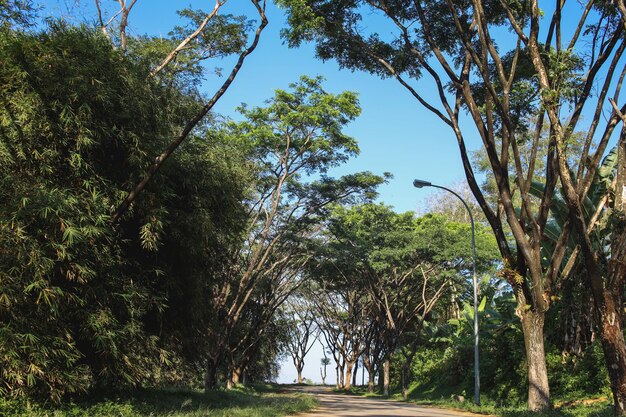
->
[336,385,613,417]
[0,385,318,417]
[405,396,613,417]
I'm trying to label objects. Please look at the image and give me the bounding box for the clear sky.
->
[40,0,482,385]
[42,0,477,214]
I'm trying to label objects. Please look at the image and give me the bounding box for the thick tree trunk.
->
[204,358,219,391]
[227,366,243,388]
[344,361,354,390]
[383,359,390,396]
[363,355,376,393]
[368,370,376,393]
[519,308,550,411]
[596,288,626,415]
[297,365,304,384]
[352,358,359,387]
[401,363,409,400]
[600,134,626,415]
[571,133,626,415]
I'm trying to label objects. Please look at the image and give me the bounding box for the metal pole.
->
[413,180,480,405]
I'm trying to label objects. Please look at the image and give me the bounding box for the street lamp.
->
[413,179,480,405]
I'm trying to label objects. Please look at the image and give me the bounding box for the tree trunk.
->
[383,359,390,396]
[228,366,243,388]
[204,358,219,391]
[344,361,354,390]
[297,366,304,384]
[571,132,626,415]
[364,357,376,393]
[352,358,359,387]
[368,369,376,393]
[401,363,409,400]
[600,132,626,415]
[597,285,626,414]
[519,308,550,411]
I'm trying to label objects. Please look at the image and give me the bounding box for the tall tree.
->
[279,0,626,411]
[200,76,386,390]
[109,0,269,221]
[283,298,318,384]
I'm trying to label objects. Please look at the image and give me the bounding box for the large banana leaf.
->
[588,146,618,206]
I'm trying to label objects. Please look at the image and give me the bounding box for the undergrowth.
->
[0,385,317,417]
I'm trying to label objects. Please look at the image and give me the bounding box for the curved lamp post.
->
[413,179,480,405]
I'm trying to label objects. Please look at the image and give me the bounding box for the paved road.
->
[289,387,491,417]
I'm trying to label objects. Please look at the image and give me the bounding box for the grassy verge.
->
[0,385,317,417]
[405,396,612,417]
[337,386,612,417]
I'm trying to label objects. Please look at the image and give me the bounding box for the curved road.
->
[290,387,492,417]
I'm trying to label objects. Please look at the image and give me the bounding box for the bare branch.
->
[118,0,138,52]
[111,0,268,223]
[150,0,227,76]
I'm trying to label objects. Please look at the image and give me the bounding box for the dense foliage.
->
[0,23,251,400]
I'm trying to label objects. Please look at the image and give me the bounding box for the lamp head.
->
[413,179,432,188]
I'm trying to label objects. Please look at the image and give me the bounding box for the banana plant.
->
[523,146,617,272]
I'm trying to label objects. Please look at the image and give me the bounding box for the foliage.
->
[405,292,610,410]
[129,10,252,87]
[546,342,610,402]
[0,23,160,400]
[0,0,36,29]
[199,76,386,389]
[0,23,248,400]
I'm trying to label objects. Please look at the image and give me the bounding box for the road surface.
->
[289,387,492,417]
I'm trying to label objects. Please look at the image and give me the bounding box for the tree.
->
[309,204,499,396]
[200,76,386,390]
[310,282,371,390]
[320,354,331,385]
[0,23,248,400]
[283,298,318,384]
[279,0,626,411]
[106,0,269,221]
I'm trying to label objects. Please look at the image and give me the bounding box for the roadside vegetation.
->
[0,386,317,417]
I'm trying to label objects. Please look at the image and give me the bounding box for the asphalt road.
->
[290,387,492,417]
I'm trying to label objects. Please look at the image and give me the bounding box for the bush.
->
[0,23,203,400]
[547,341,610,401]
